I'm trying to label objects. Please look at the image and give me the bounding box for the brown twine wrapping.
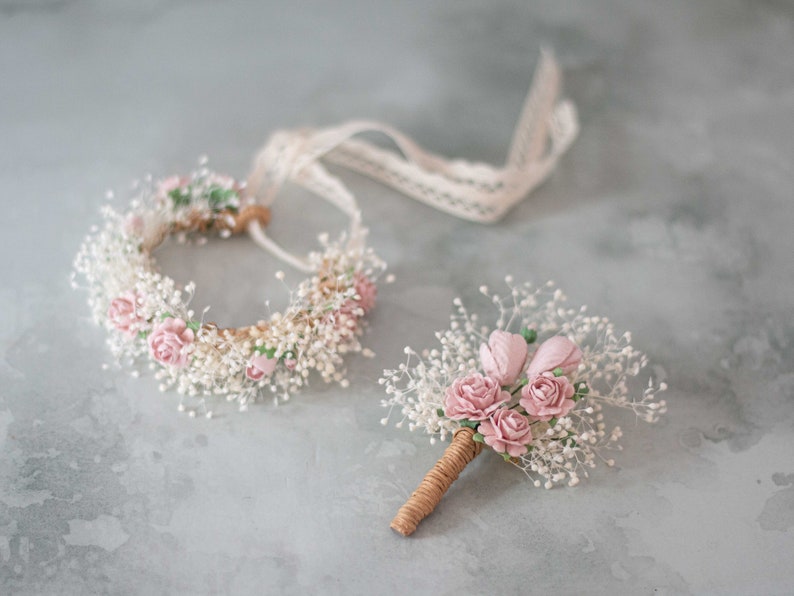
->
[201,321,271,340]
[229,204,271,234]
[390,426,482,536]
[169,204,271,236]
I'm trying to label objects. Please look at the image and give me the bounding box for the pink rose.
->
[205,173,237,189]
[108,293,144,338]
[148,317,194,368]
[123,215,145,237]
[353,273,377,314]
[324,305,359,339]
[443,373,510,421]
[246,353,278,381]
[520,372,576,421]
[157,176,186,196]
[526,336,583,377]
[479,409,533,457]
[479,330,528,386]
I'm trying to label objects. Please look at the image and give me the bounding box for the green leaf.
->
[436,408,445,418]
[169,188,191,207]
[207,186,238,211]
[510,377,528,395]
[458,419,479,429]
[186,321,201,332]
[520,327,537,344]
[548,417,558,428]
[501,452,512,461]
[472,432,484,443]
[562,434,578,448]
[160,312,174,321]
[254,346,277,358]
[552,367,564,377]
[137,331,149,339]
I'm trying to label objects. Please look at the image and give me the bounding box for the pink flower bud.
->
[479,330,528,385]
[526,336,582,377]
[108,292,144,338]
[246,353,278,381]
[353,273,377,314]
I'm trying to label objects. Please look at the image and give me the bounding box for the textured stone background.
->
[2,1,793,594]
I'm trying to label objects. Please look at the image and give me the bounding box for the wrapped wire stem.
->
[391,426,483,536]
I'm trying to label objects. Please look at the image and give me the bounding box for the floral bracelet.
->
[73,162,385,417]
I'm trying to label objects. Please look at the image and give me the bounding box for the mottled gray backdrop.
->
[1,1,793,594]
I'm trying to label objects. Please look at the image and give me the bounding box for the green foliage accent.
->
[137,331,149,339]
[510,377,528,395]
[501,452,513,462]
[160,312,174,321]
[436,408,445,418]
[207,186,238,212]
[573,382,589,402]
[548,417,558,428]
[458,419,479,429]
[552,367,564,377]
[169,188,191,207]
[254,346,277,359]
[520,327,537,344]
[186,321,201,332]
[561,432,578,448]
[472,432,484,443]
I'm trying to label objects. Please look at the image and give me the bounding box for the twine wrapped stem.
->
[390,426,482,536]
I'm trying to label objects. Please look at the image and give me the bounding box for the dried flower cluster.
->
[381,278,666,488]
[73,162,385,416]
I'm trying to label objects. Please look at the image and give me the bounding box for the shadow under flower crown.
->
[73,164,385,416]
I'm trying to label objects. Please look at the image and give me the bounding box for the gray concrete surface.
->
[1,1,793,594]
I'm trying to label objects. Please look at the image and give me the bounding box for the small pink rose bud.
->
[246,353,278,381]
[526,336,582,377]
[123,215,145,237]
[520,371,576,421]
[157,176,186,196]
[108,292,144,338]
[479,330,528,386]
[479,409,533,457]
[353,273,377,314]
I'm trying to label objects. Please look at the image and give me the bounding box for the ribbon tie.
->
[245,50,578,272]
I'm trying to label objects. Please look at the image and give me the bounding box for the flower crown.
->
[382,279,667,535]
[74,53,577,419]
[73,162,385,417]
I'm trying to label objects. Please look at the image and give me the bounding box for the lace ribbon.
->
[245,50,578,272]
